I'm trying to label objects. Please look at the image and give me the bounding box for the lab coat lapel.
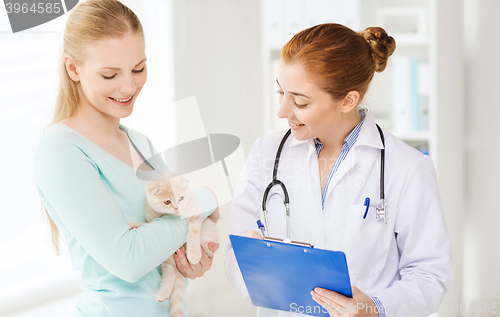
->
[322,146,361,197]
[322,110,383,202]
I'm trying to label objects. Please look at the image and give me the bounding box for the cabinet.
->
[261,0,434,158]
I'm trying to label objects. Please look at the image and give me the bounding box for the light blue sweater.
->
[33,123,217,317]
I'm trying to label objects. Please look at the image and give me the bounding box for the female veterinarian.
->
[33,0,219,316]
[225,23,452,317]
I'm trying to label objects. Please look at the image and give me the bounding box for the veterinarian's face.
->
[69,32,147,119]
[276,59,345,142]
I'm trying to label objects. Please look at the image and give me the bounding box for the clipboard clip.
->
[263,237,314,248]
[256,220,314,248]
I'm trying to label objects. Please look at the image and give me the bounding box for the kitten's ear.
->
[171,175,190,188]
[150,187,159,196]
[146,182,160,196]
[178,175,190,187]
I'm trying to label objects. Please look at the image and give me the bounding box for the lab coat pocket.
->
[341,204,394,277]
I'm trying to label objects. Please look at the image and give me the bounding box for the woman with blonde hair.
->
[33,0,219,316]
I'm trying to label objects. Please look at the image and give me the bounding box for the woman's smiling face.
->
[276,59,345,142]
[67,32,147,119]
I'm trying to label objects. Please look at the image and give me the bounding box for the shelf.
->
[262,0,434,156]
[395,37,430,47]
[388,129,431,141]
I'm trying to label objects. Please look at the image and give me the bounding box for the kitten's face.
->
[145,176,190,215]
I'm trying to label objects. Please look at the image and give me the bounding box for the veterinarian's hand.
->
[175,241,219,279]
[311,285,379,317]
[245,230,264,239]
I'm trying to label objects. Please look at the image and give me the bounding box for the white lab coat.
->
[224,109,453,317]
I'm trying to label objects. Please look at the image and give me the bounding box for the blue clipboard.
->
[229,234,352,316]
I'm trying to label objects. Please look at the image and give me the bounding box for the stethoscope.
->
[261,124,387,241]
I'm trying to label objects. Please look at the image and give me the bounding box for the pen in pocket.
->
[363,197,370,219]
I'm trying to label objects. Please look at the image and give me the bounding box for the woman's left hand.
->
[174,241,219,279]
[311,285,379,317]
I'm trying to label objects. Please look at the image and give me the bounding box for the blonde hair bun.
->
[358,26,396,73]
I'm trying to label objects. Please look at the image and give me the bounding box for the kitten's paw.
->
[201,242,215,258]
[128,222,143,229]
[187,245,202,265]
[156,287,173,302]
[156,293,169,302]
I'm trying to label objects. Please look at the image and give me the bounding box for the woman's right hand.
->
[175,241,219,279]
[245,230,264,239]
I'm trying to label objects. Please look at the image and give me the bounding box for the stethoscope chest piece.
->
[374,124,387,224]
[375,198,387,224]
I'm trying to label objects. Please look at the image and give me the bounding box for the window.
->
[0,1,175,315]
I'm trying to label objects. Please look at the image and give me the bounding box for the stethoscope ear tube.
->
[262,129,292,239]
[262,180,289,208]
[262,128,291,212]
[375,124,387,224]
[262,124,387,240]
[272,129,291,181]
[375,124,385,201]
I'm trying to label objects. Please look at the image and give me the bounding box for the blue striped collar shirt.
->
[314,107,367,210]
[313,108,387,317]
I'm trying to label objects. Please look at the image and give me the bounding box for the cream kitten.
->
[128,174,218,317]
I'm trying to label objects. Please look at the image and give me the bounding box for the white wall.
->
[172,1,262,316]
[172,0,264,157]
[462,0,500,312]
[433,1,466,315]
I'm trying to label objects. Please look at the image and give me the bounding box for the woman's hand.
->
[311,285,379,317]
[245,230,264,239]
[174,241,219,279]
[174,185,220,279]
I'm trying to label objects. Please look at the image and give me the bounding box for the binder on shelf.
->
[417,61,430,131]
[393,55,430,135]
[262,0,285,46]
[410,56,420,132]
[392,56,412,133]
[284,0,304,41]
[416,146,429,156]
[230,234,352,317]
